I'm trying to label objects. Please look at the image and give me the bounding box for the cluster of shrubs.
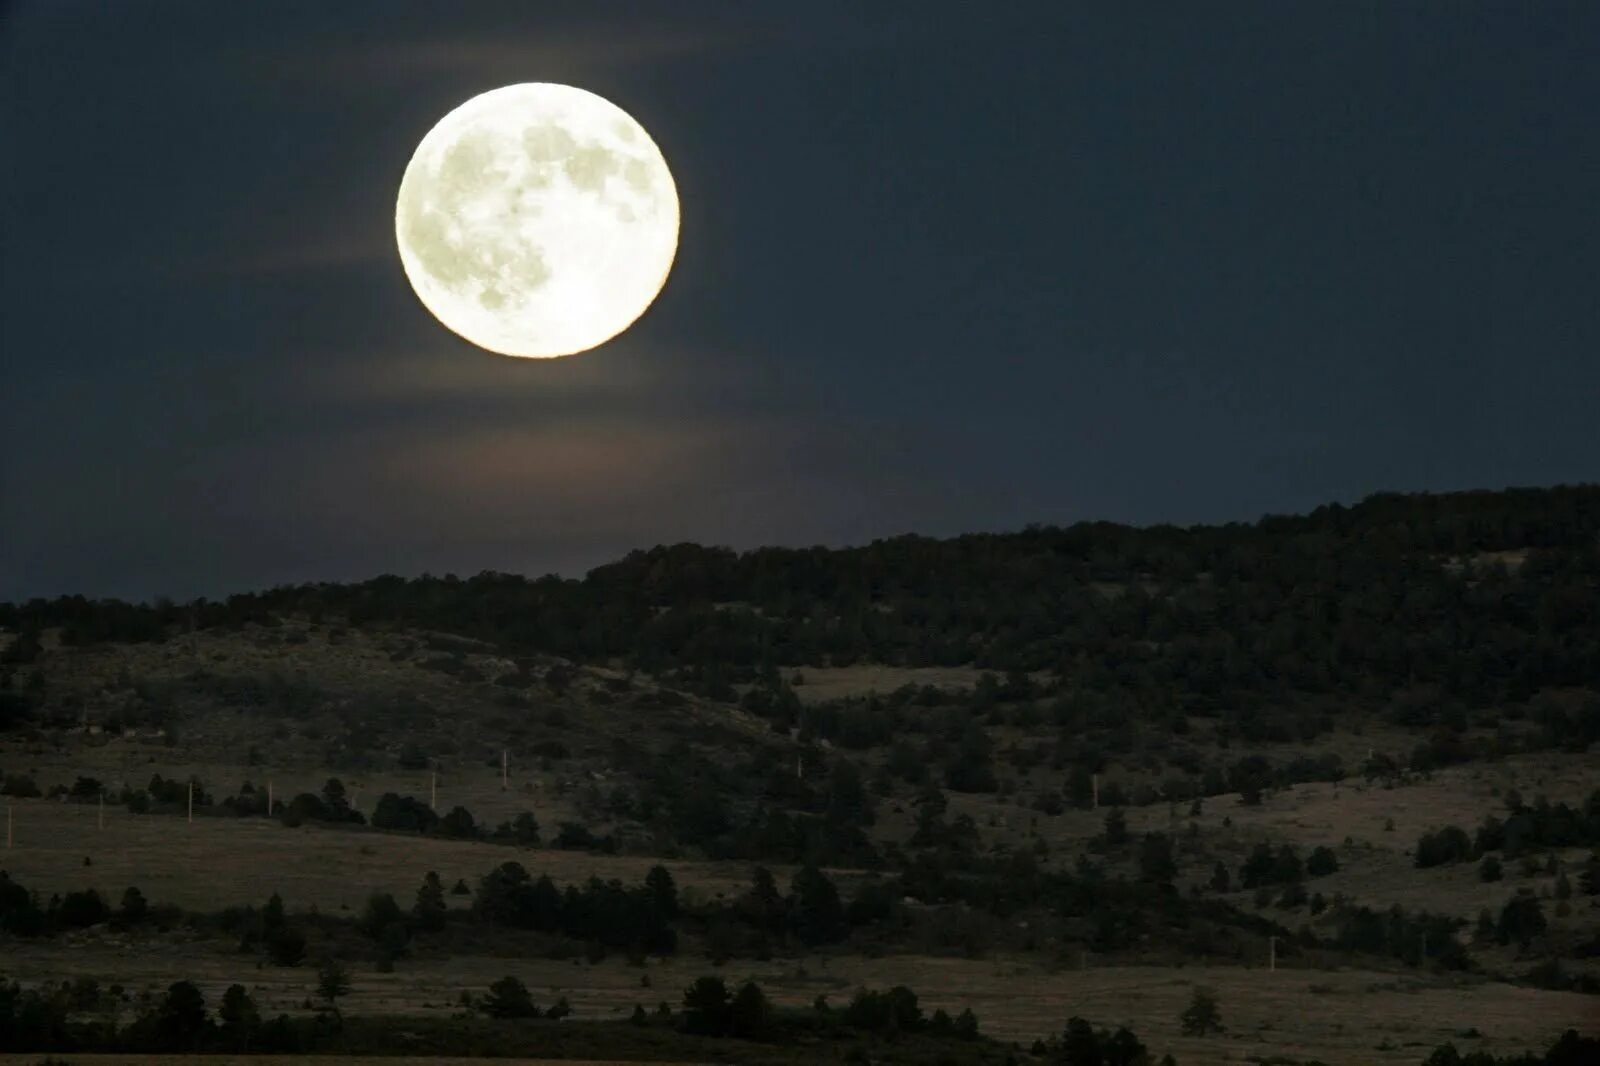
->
[677,976,983,1045]
[360,793,604,851]
[458,859,888,962]
[468,861,679,957]
[840,985,979,1040]
[1415,791,1600,869]
[99,773,214,815]
[1517,958,1600,995]
[223,891,311,967]
[1,970,1003,1058]
[1317,890,1554,966]
[1422,1029,1599,1066]
[2,854,869,966]
[1,771,41,797]
[0,976,313,1054]
[677,976,779,1039]
[0,872,154,938]
[1196,841,1340,910]
[1028,1016,1168,1065]
[1063,751,1346,809]
[1326,902,1472,968]
[775,687,1351,808]
[1237,842,1340,888]
[274,779,365,826]
[78,771,578,854]
[470,975,571,1020]
[1474,891,1555,949]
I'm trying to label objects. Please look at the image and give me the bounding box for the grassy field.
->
[0,797,783,914]
[0,734,627,850]
[929,750,1596,916]
[814,958,1595,1064]
[2,941,1591,1065]
[4,628,1596,1064]
[0,1058,688,1066]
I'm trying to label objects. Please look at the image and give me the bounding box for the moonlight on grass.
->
[395,83,680,359]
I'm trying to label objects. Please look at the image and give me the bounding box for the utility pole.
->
[187,781,194,824]
[1269,935,1277,972]
[267,780,273,817]
[1092,773,1100,810]
[5,804,11,848]
[99,791,105,830]
[431,771,438,811]
[502,748,509,790]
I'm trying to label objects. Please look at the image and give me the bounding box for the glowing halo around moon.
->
[395,83,679,359]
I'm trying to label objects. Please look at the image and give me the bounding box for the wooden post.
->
[1269,935,1277,972]
[431,771,438,811]
[188,781,194,824]
[502,748,508,790]
[1092,774,1100,810]
[267,780,273,816]
[99,791,105,830]
[5,804,11,848]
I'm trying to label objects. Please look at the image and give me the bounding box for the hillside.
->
[2,486,1598,1064]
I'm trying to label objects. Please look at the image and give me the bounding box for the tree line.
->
[6,486,1600,726]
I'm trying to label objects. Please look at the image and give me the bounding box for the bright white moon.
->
[395,83,679,359]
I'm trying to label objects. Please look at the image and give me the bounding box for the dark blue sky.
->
[3,2,1597,601]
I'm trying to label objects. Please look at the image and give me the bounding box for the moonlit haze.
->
[2,2,1596,604]
[1,7,1598,1062]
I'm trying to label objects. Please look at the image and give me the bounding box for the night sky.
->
[3,2,1597,602]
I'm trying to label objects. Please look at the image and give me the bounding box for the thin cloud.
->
[247,23,762,88]
[296,345,754,407]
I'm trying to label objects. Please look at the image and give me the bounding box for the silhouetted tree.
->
[1181,986,1223,1036]
[482,975,539,1018]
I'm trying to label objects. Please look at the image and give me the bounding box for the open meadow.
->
[0,1059,685,1066]
[3,741,1596,1062]
[3,942,1593,1064]
[0,797,777,914]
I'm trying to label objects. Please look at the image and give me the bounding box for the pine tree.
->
[1181,986,1223,1036]
[789,864,846,946]
[155,981,210,1052]
[482,975,538,1018]
[218,983,260,1050]
[1103,807,1129,847]
[262,892,285,933]
[729,980,772,1039]
[120,886,148,922]
[682,976,731,1035]
[316,957,351,1018]
[413,871,448,931]
[645,865,679,919]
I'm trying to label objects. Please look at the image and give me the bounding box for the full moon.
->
[395,83,679,359]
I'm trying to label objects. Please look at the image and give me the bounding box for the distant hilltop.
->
[4,484,1599,727]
